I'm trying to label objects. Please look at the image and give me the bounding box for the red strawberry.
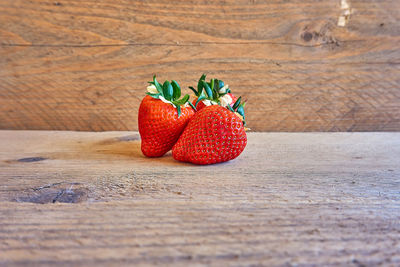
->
[139,76,196,157]
[172,103,247,165]
[189,74,238,111]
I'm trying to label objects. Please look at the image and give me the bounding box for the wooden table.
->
[1,130,399,266]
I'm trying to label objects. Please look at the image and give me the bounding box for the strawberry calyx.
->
[147,75,196,117]
[189,74,232,108]
[227,96,247,126]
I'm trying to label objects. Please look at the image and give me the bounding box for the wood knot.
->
[15,182,88,204]
[299,22,339,48]
[301,32,313,42]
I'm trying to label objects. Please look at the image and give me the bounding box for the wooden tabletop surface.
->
[0,130,399,266]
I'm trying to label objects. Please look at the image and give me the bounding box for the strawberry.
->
[172,98,247,165]
[139,76,196,157]
[189,74,238,111]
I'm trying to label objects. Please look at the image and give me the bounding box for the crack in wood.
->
[52,189,65,203]
[17,157,47,163]
[0,40,348,48]
[32,182,81,191]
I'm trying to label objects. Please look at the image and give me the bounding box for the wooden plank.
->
[0,130,399,265]
[1,0,400,131]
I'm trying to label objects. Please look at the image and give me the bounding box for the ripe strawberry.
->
[189,74,238,111]
[139,76,196,157]
[172,100,247,165]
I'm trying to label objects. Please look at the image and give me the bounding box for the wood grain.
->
[0,130,399,265]
[1,0,400,131]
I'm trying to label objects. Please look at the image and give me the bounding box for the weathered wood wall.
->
[1,0,399,131]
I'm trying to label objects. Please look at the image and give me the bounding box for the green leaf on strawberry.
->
[190,74,234,108]
[190,74,242,124]
[232,96,241,110]
[171,80,181,99]
[153,76,163,94]
[147,75,195,117]
[230,97,246,126]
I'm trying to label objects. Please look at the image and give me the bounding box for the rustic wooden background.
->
[0,0,399,131]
